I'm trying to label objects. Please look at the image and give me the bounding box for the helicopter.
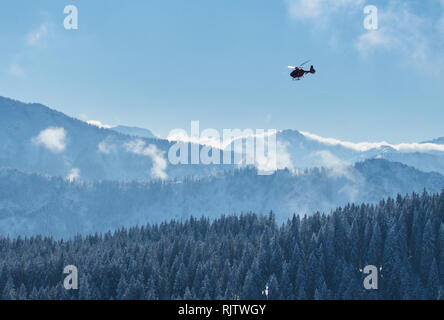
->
[288,60,316,80]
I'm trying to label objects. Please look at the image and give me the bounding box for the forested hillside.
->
[1,191,443,300]
[2,159,444,238]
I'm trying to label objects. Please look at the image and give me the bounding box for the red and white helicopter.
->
[288,60,316,80]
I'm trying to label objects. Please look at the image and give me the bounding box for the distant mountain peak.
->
[111,125,156,139]
[422,137,444,145]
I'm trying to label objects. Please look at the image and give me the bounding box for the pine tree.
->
[241,269,264,300]
[2,277,16,300]
[18,283,27,300]
[420,219,436,283]
[0,192,441,300]
[427,258,439,299]
[267,274,280,300]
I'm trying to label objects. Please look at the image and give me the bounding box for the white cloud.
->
[286,0,364,21]
[167,129,223,149]
[9,22,52,79]
[9,62,26,78]
[168,129,293,174]
[27,24,49,47]
[167,128,278,150]
[394,143,444,153]
[98,140,116,154]
[310,150,354,179]
[300,131,444,153]
[67,168,80,182]
[355,1,444,73]
[125,139,146,154]
[143,144,168,180]
[355,29,392,54]
[254,139,294,175]
[312,150,349,167]
[32,127,67,153]
[125,139,168,180]
[275,141,294,171]
[286,0,444,74]
[87,120,111,129]
[356,3,422,54]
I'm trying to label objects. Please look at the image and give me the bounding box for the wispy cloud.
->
[286,0,364,23]
[355,29,392,53]
[167,128,278,150]
[309,150,355,179]
[125,139,168,180]
[26,23,49,47]
[355,1,444,72]
[300,131,444,153]
[9,61,26,78]
[9,22,53,79]
[356,4,426,49]
[255,140,294,174]
[32,127,67,153]
[168,129,292,174]
[286,0,444,74]
[97,140,117,154]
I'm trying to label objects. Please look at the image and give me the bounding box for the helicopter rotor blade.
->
[288,65,296,69]
[300,60,311,67]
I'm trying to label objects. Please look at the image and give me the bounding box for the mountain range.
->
[0,96,232,182]
[1,95,444,237]
[1,159,443,238]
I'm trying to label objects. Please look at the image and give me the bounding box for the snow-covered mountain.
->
[273,129,444,175]
[1,95,444,238]
[178,127,444,175]
[2,95,444,180]
[423,137,444,145]
[0,96,232,181]
[1,159,443,238]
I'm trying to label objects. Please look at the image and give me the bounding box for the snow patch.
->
[67,168,80,182]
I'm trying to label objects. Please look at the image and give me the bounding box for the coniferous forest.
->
[0,190,443,300]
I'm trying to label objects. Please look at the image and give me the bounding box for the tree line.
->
[0,190,443,300]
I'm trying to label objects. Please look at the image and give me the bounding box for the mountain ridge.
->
[0,96,233,181]
[111,125,156,139]
[1,158,443,238]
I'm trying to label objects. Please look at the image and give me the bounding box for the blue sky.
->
[1,0,444,143]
